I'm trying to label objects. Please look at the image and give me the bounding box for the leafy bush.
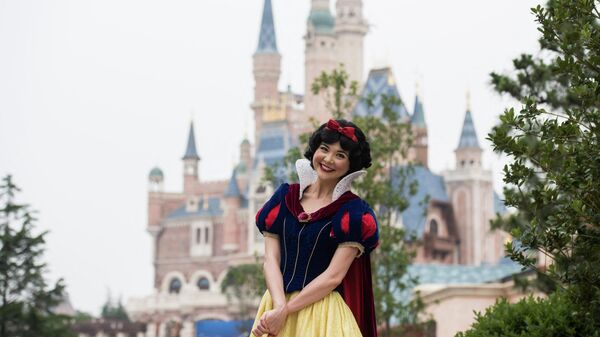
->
[456,291,597,337]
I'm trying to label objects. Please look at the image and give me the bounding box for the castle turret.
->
[304,0,337,126]
[223,169,242,253]
[252,0,281,144]
[443,94,501,265]
[411,90,428,167]
[182,121,200,195]
[455,93,482,169]
[334,0,367,84]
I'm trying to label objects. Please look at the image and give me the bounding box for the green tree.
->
[351,95,425,337]
[220,261,266,334]
[484,0,600,333]
[0,175,75,337]
[100,292,129,321]
[457,290,587,337]
[263,66,426,336]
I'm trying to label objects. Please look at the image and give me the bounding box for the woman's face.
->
[312,141,350,182]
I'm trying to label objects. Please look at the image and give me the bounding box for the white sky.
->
[0,0,541,315]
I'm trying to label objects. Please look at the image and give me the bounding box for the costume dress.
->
[251,159,379,337]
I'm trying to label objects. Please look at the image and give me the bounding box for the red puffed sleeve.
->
[255,183,288,238]
[331,201,379,257]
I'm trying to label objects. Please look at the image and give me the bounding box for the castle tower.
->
[223,169,242,253]
[304,0,337,126]
[443,95,501,265]
[334,0,367,84]
[182,121,200,195]
[411,90,428,167]
[252,0,281,144]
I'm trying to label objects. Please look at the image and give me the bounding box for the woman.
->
[252,119,379,337]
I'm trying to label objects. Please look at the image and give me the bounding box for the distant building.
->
[72,319,146,337]
[127,1,525,337]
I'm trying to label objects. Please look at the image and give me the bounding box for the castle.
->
[127,1,516,336]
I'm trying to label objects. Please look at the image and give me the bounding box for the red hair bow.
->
[326,119,358,142]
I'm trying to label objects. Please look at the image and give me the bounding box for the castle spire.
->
[457,105,481,149]
[256,0,278,53]
[223,169,241,198]
[411,92,426,128]
[182,121,200,160]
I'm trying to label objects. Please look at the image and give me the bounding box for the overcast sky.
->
[0,0,541,315]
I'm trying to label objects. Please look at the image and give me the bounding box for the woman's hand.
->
[252,305,288,337]
[264,305,288,334]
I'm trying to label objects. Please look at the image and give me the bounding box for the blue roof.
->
[493,191,508,215]
[407,262,523,285]
[258,135,284,152]
[256,0,278,53]
[183,121,200,160]
[166,197,222,219]
[254,121,294,180]
[411,95,426,127]
[457,110,481,149]
[353,68,410,120]
[398,166,449,238]
[224,170,241,198]
[195,320,253,337]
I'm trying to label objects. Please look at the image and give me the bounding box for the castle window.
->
[429,219,439,237]
[191,221,213,257]
[197,277,210,290]
[169,278,182,294]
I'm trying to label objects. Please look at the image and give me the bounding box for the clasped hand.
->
[251,305,288,337]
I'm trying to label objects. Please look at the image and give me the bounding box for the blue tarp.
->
[195,320,253,337]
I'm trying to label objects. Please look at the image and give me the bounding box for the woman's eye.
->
[319,146,328,152]
[336,153,347,159]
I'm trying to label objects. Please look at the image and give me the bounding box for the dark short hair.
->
[304,119,372,175]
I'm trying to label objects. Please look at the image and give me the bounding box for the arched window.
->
[197,277,210,291]
[429,219,439,237]
[169,278,182,294]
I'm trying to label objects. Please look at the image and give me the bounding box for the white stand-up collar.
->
[295,159,366,202]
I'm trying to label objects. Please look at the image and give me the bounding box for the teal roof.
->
[407,262,523,286]
[183,122,200,160]
[411,95,426,127]
[223,170,241,198]
[256,0,278,53]
[308,9,335,32]
[353,68,410,119]
[149,167,164,179]
[166,197,222,219]
[457,110,481,149]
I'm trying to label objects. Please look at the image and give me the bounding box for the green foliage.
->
[100,293,129,321]
[0,175,75,337]
[350,92,424,337]
[311,64,360,119]
[486,0,600,332]
[220,260,266,334]
[73,310,93,323]
[456,291,597,337]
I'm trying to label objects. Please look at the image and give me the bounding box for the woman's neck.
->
[308,178,338,200]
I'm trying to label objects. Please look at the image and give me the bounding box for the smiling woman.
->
[251,119,379,337]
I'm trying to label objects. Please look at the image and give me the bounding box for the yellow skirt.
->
[250,290,363,337]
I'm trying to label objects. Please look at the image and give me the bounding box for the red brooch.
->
[298,212,311,223]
